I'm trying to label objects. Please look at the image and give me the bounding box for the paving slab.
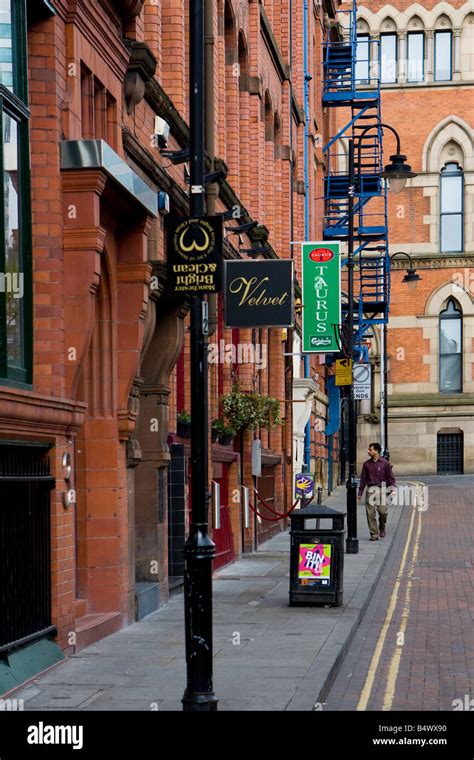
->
[10,486,406,711]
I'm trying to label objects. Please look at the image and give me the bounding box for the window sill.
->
[0,378,33,392]
[357,79,471,91]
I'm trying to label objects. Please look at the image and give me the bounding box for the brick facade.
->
[349,0,474,474]
[0,0,340,678]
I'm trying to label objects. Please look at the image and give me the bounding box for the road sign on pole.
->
[353,363,371,400]
[335,358,352,386]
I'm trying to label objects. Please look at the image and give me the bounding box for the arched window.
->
[407,16,425,82]
[356,20,370,84]
[434,15,453,81]
[379,18,397,84]
[440,162,463,253]
[439,298,462,392]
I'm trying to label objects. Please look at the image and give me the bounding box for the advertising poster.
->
[294,473,315,501]
[298,543,332,586]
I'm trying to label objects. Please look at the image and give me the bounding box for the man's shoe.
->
[370,536,378,541]
[379,527,386,538]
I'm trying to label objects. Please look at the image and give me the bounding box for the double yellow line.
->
[357,481,425,711]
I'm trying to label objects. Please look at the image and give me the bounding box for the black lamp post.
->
[182,0,218,712]
[382,252,421,460]
[345,139,359,554]
[345,126,417,554]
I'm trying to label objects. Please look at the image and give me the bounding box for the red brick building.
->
[344,0,474,474]
[0,0,340,692]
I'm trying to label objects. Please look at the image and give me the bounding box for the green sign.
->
[302,241,341,353]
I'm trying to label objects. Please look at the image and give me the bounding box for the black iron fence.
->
[0,443,55,652]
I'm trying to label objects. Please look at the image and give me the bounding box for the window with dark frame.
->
[355,34,370,84]
[434,30,452,81]
[440,162,463,253]
[407,31,424,82]
[439,298,462,393]
[380,33,397,84]
[0,0,32,386]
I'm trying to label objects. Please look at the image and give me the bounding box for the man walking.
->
[358,442,395,541]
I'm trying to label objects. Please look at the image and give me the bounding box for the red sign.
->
[309,248,334,263]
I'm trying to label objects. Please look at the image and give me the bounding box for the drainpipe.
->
[303,0,311,470]
[286,0,294,514]
[205,0,218,336]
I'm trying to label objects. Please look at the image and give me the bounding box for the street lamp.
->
[381,252,421,460]
[182,0,218,712]
[357,123,417,194]
[345,128,417,555]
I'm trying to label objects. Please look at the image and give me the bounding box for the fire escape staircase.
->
[322,0,390,355]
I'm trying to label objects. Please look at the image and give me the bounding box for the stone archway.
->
[130,279,187,616]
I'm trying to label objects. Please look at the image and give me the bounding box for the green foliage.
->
[221,385,282,432]
[177,410,191,424]
[211,417,236,438]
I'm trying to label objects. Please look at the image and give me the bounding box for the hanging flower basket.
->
[220,386,281,433]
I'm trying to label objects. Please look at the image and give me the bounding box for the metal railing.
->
[0,443,55,652]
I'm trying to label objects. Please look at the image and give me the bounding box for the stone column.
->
[453,29,462,81]
[425,31,434,83]
[370,34,379,86]
[133,297,187,604]
[398,32,407,84]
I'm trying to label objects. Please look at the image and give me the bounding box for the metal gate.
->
[437,433,463,475]
[0,443,55,652]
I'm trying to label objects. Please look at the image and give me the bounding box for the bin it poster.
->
[298,543,331,586]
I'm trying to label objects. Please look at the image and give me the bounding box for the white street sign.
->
[353,363,371,400]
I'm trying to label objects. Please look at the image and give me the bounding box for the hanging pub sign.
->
[224,259,294,328]
[301,241,341,353]
[166,216,223,294]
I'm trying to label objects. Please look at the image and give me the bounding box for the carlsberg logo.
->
[311,336,332,346]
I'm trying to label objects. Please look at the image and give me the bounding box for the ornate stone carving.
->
[123,40,157,114]
[111,0,144,20]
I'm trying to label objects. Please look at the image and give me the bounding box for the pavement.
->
[11,485,410,712]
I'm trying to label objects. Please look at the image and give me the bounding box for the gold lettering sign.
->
[229,276,289,307]
[224,260,294,328]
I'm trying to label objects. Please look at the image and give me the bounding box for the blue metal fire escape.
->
[322,0,389,356]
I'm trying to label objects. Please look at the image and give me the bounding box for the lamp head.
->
[402,267,421,291]
[382,153,417,194]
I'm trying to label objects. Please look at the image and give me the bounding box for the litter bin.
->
[289,503,345,607]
